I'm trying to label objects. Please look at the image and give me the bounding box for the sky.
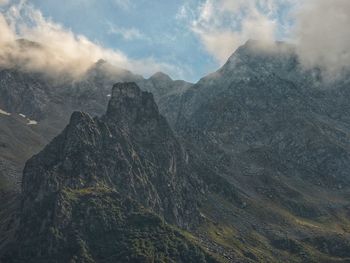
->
[0,0,349,82]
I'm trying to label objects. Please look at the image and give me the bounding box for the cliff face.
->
[174,41,350,190]
[2,83,213,263]
[0,60,192,191]
[23,82,202,227]
[156,41,350,262]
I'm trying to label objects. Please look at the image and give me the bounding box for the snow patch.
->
[18,113,38,125]
[27,119,38,125]
[0,109,38,125]
[0,109,11,116]
[107,94,111,97]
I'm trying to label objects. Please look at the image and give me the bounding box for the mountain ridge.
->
[1,40,350,262]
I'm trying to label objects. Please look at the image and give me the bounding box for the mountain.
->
[0,112,46,189]
[176,40,350,189]
[167,40,350,262]
[0,57,192,192]
[1,39,350,262]
[144,72,193,127]
[1,83,217,263]
[176,40,350,187]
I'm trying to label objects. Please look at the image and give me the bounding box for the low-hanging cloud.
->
[1,1,349,82]
[178,0,280,64]
[0,0,8,6]
[0,1,184,81]
[294,0,350,76]
[180,0,350,77]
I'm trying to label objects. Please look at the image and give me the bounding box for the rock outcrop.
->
[0,57,193,190]
[1,83,213,263]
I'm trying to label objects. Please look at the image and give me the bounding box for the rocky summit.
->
[1,82,214,263]
[0,59,192,192]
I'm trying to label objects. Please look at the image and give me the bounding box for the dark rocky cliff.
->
[0,59,192,192]
[2,83,214,263]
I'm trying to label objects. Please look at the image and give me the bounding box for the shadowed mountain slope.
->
[1,83,216,263]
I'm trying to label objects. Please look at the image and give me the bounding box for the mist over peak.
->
[150,72,172,81]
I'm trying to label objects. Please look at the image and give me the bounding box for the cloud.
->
[0,1,184,81]
[294,0,350,76]
[0,12,14,42]
[107,23,146,41]
[179,0,350,77]
[179,0,280,64]
[0,0,8,6]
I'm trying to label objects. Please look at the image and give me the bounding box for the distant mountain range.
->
[1,40,350,262]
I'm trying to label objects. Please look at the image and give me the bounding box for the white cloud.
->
[179,0,279,64]
[0,0,8,6]
[0,12,14,43]
[107,23,146,41]
[294,0,350,76]
[0,2,184,80]
[180,0,350,76]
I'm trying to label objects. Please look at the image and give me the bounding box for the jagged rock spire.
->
[105,82,160,125]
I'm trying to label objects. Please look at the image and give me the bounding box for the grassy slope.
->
[194,192,350,263]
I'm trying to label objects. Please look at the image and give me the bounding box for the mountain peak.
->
[240,39,293,50]
[232,39,296,58]
[95,58,107,65]
[111,82,141,99]
[150,71,172,82]
[211,39,298,77]
[85,59,139,81]
[106,82,159,124]
[242,39,261,47]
